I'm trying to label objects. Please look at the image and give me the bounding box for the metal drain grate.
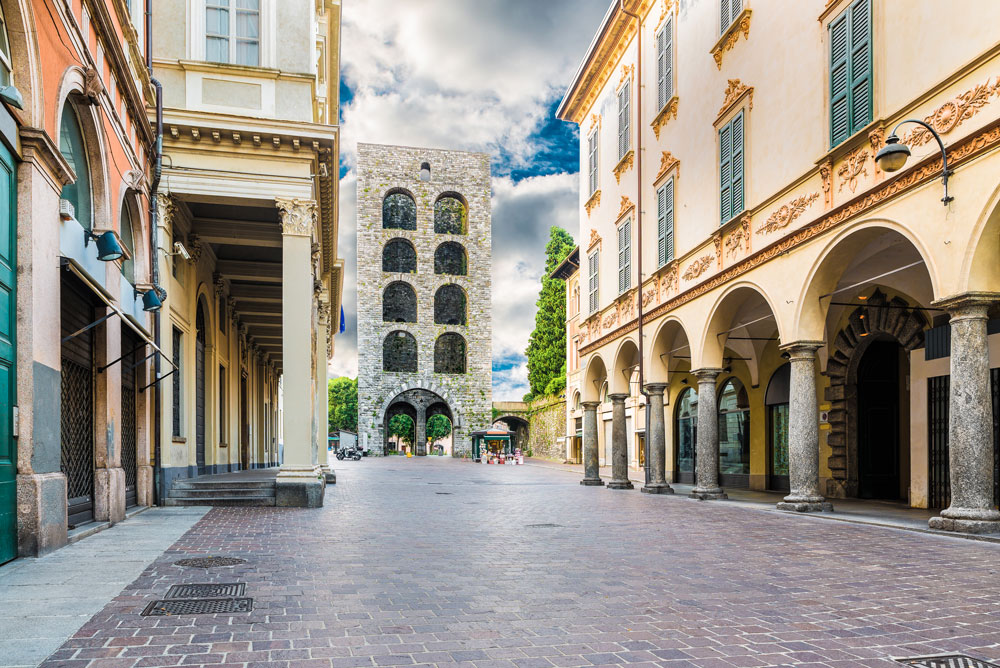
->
[165,583,246,598]
[173,556,247,568]
[141,597,253,616]
[897,656,1000,668]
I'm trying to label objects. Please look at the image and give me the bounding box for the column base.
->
[641,483,674,494]
[319,465,336,484]
[580,477,605,486]
[275,466,325,508]
[690,487,727,500]
[929,507,1000,534]
[776,500,833,512]
[607,479,634,490]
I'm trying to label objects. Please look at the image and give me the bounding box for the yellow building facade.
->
[558,0,1000,531]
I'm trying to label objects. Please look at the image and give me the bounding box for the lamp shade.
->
[141,288,163,312]
[93,231,124,261]
[875,135,911,173]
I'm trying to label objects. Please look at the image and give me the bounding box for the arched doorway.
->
[675,387,697,484]
[195,302,208,475]
[857,339,904,499]
[765,364,790,493]
[718,378,750,489]
[383,389,455,457]
[492,415,528,453]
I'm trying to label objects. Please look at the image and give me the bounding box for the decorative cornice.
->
[837,147,869,193]
[619,63,635,87]
[654,151,680,183]
[617,196,635,222]
[902,75,1000,147]
[18,127,74,188]
[585,189,602,217]
[716,79,754,125]
[613,149,635,184]
[682,255,714,281]
[579,117,1000,357]
[651,96,679,140]
[588,229,602,250]
[711,8,752,70]
[758,192,819,235]
[275,197,317,237]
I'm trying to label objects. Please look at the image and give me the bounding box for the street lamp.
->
[875,119,953,205]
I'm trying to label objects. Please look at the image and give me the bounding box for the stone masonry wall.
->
[527,396,567,461]
[356,143,493,456]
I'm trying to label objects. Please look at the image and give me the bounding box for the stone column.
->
[607,393,633,489]
[415,404,427,456]
[641,383,673,494]
[316,304,334,483]
[274,198,323,507]
[929,294,1000,533]
[776,343,832,512]
[691,368,727,500]
[581,401,604,486]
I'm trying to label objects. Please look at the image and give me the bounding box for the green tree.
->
[425,414,452,445]
[524,227,576,400]
[388,414,414,447]
[327,377,358,433]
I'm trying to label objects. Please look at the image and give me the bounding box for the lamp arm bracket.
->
[890,119,952,203]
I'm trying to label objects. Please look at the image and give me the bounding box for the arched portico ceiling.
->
[611,338,639,395]
[701,283,781,386]
[647,317,692,385]
[796,223,938,343]
[582,353,609,403]
[964,185,1000,294]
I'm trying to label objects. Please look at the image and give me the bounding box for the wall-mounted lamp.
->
[875,119,954,205]
[136,285,165,312]
[84,229,124,262]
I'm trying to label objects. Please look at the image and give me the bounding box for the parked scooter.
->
[336,445,363,461]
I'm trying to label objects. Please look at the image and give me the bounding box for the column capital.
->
[275,197,317,237]
[692,368,723,383]
[608,393,629,403]
[155,193,177,224]
[643,382,668,394]
[581,400,600,410]
[780,341,824,359]
[932,292,1000,320]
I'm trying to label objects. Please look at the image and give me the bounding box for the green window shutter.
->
[657,179,674,266]
[588,131,598,195]
[664,180,674,263]
[618,81,630,159]
[618,222,626,293]
[720,121,732,223]
[849,0,872,133]
[588,250,599,313]
[657,20,673,109]
[830,0,871,147]
[829,11,850,146]
[731,111,744,217]
[624,220,631,291]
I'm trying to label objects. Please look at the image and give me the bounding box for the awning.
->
[61,258,176,370]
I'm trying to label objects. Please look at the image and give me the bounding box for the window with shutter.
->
[618,220,632,294]
[829,0,872,147]
[588,250,599,314]
[719,111,744,224]
[588,130,599,196]
[721,0,742,33]
[656,19,673,110]
[657,179,674,267]
[618,81,630,160]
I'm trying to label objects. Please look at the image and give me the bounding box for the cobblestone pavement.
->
[40,458,1000,668]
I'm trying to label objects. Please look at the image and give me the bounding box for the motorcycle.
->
[336,445,363,461]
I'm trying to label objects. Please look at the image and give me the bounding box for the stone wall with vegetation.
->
[527,395,567,461]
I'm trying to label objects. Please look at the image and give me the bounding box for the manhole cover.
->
[166,583,246,598]
[526,523,561,528]
[897,656,1000,668]
[141,598,253,616]
[173,556,247,568]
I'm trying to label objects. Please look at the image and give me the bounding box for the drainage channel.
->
[142,581,252,617]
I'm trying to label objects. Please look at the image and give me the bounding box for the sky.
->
[331,0,611,400]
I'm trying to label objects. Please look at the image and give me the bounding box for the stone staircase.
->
[164,474,277,507]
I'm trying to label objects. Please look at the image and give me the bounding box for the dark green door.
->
[0,141,17,564]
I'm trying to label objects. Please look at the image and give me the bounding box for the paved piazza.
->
[40,459,1000,667]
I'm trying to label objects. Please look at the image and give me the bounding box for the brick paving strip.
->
[35,458,1000,668]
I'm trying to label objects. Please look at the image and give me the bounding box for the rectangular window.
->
[656,19,673,110]
[207,0,260,67]
[218,294,226,333]
[171,327,182,438]
[618,219,632,294]
[830,0,872,147]
[219,365,226,442]
[588,130,599,196]
[719,110,745,223]
[721,0,743,33]
[617,80,630,160]
[657,179,675,267]
[588,250,599,314]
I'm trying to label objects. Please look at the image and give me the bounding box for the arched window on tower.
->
[434,333,466,374]
[434,242,467,276]
[434,194,467,234]
[382,281,417,323]
[382,238,416,273]
[383,331,417,373]
[382,190,416,230]
[434,284,466,325]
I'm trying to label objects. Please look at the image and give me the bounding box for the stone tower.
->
[356,144,493,456]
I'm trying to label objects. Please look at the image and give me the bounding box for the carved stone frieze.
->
[837,147,869,193]
[275,197,317,237]
[726,214,752,257]
[868,126,885,178]
[820,158,833,209]
[902,76,1000,147]
[758,192,820,235]
[712,232,723,268]
[682,255,714,281]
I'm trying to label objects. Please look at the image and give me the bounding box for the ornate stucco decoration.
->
[711,8,752,70]
[716,79,754,126]
[758,192,819,235]
[902,76,1000,147]
[868,126,885,178]
[655,0,677,31]
[613,149,635,184]
[275,197,317,237]
[589,113,601,132]
[660,262,679,299]
[837,147,869,193]
[654,151,680,184]
[584,189,602,217]
[651,97,679,140]
[188,234,204,263]
[619,64,634,87]
[617,195,635,221]
[820,159,834,209]
[682,255,714,281]
[726,214,752,257]
[602,309,619,331]
[712,232,723,268]
[642,286,657,308]
[587,229,602,250]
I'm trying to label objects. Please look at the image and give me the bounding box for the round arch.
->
[610,337,639,395]
[2,0,41,127]
[963,182,1000,294]
[434,284,467,325]
[376,380,465,430]
[382,187,417,230]
[382,281,417,323]
[118,189,145,285]
[646,316,693,384]
[434,241,467,276]
[699,281,783,383]
[433,191,468,235]
[581,353,609,403]
[382,237,416,273]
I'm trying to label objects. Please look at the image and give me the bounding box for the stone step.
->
[171,480,275,491]
[162,495,276,507]
[169,488,275,499]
